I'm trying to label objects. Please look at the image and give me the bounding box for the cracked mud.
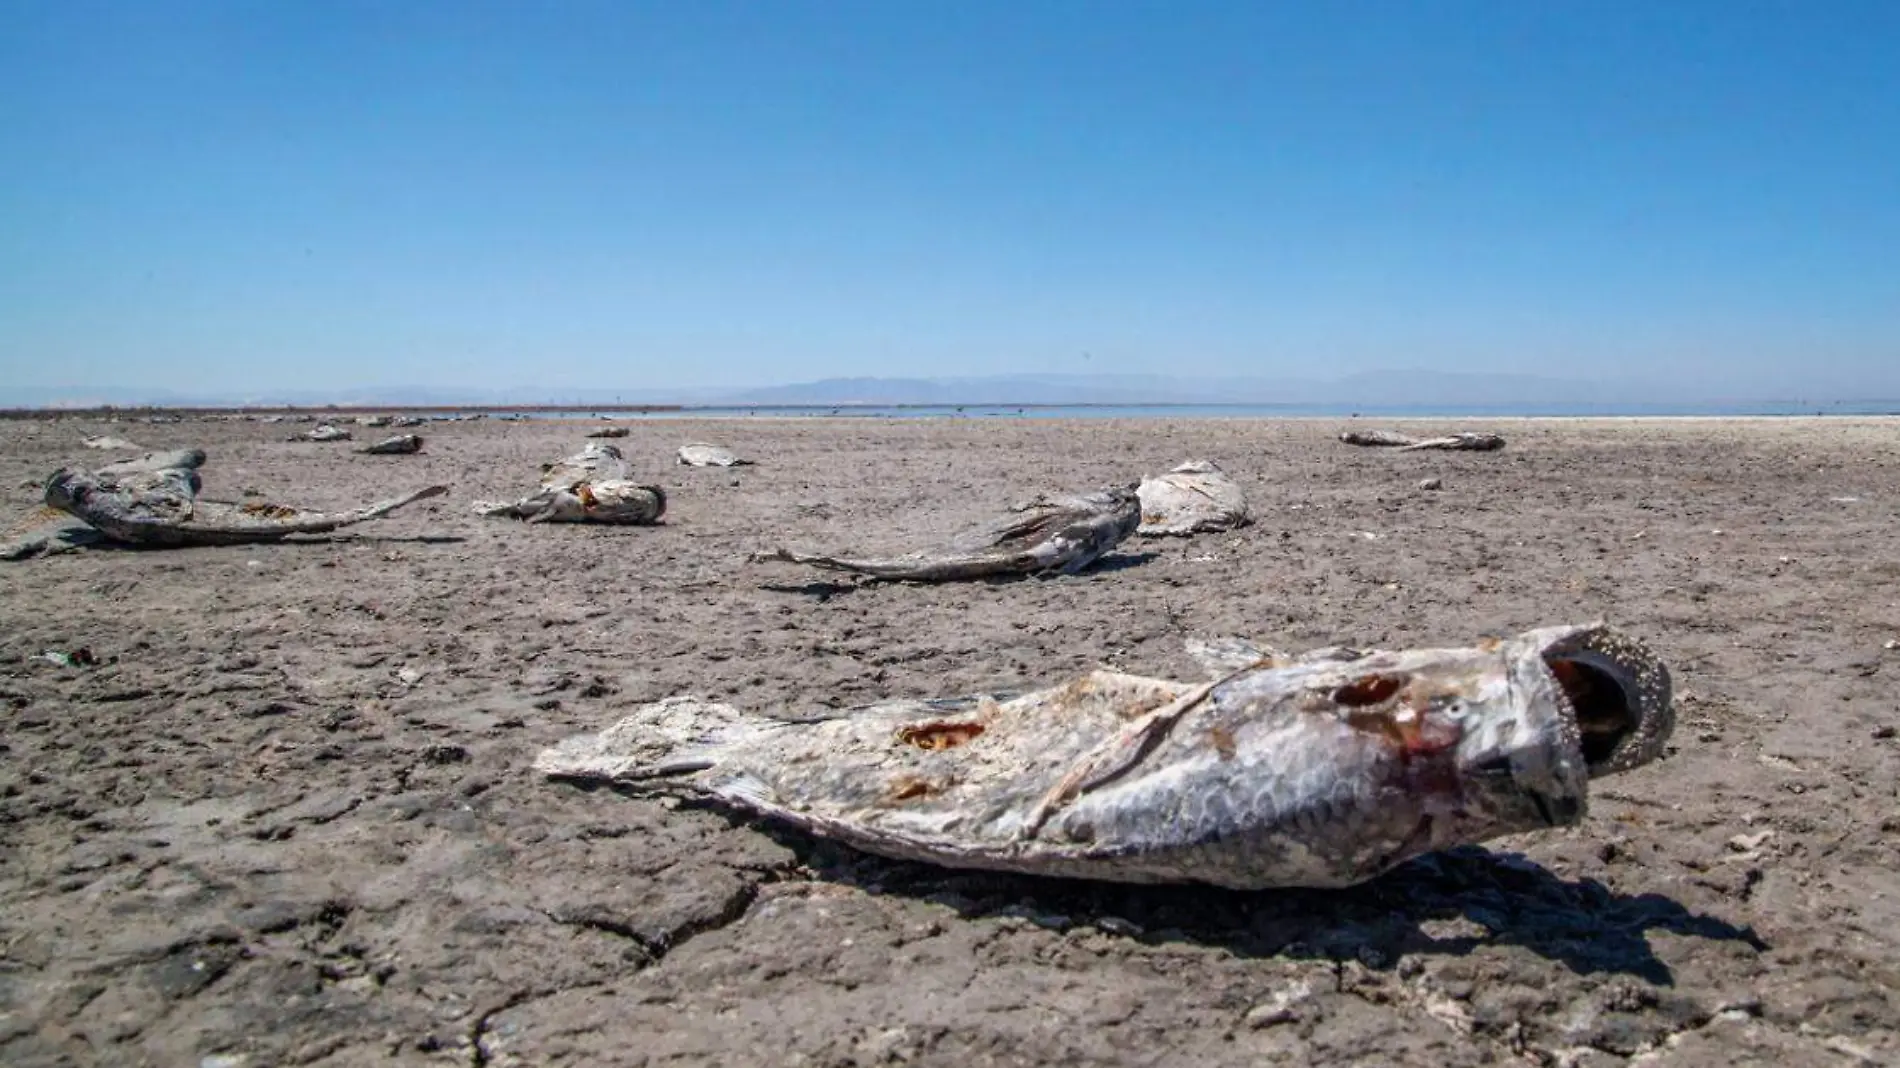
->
[2,415,1898,1066]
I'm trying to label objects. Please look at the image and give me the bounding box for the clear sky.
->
[3,1,1897,399]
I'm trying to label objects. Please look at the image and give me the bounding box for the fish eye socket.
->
[1545,655,1638,770]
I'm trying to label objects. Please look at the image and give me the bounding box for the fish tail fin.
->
[533,696,785,783]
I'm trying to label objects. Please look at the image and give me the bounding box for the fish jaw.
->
[1509,623,1674,779]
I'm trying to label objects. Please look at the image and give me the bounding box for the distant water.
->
[508,400,1900,420]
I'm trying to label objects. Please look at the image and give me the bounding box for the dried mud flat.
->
[2,414,1898,1067]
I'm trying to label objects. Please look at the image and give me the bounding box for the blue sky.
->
[3,1,1897,399]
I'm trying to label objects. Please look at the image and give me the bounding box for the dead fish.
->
[82,435,140,450]
[358,434,424,455]
[1136,460,1251,536]
[43,464,448,548]
[476,481,667,524]
[296,424,353,443]
[473,443,666,524]
[1340,430,1505,452]
[538,623,1672,889]
[756,485,1141,582]
[586,426,631,438]
[355,414,392,427]
[678,442,752,467]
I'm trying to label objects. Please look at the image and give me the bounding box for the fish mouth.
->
[1531,625,1675,778]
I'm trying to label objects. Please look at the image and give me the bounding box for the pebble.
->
[1417,477,1442,491]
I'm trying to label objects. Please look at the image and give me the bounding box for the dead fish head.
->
[1454,624,1673,832]
[1524,623,1674,778]
[42,468,85,512]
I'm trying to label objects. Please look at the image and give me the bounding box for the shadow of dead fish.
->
[539,623,1673,890]
[473,442,666,525]
[1136,460,1251,536]
[756,484,1142,582]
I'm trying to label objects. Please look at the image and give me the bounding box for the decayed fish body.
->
[303,425,353,442]
[539,623,1672,889]
[678,442,751,467]
[1340,430,1506,452]
[758,485,1141,582]
[1136,460,1251,536]
[43,465,448,548]
[476,481,667,524]
[358,434,424,455]
[474,443,667,524]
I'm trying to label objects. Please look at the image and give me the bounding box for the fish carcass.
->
[474,442,666,524]
[1340,430,1506,452]
[43,457,446,548]
[1136,460,1251,535]
[358,434,424,455]
[538,622,1672,889]
[678,443,752,467]
[756,485,1141,582]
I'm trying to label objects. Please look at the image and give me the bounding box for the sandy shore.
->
[2,414,1898,1066]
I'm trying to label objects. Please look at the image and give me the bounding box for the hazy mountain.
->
[3,370,1894,412]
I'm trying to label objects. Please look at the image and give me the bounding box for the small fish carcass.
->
[677,442,751,467]
[539,623,1672,889]
[1136,460,1251,535]
[358,434,424,455]
[1340,430,1506,452]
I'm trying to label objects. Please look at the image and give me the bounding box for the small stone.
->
[1417,477,1442,491]
[1873,725,1896,740]
[1244,981,1316,1028]
[1884,639,1899,651]
[1727,830,1775,852]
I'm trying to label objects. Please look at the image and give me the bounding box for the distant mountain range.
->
[3,371,1895,412]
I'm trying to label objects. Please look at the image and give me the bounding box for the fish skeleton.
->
[539,623,1671,889]
[756,485,1141,582]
